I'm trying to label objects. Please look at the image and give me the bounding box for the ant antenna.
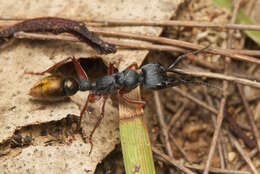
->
[167,45,210,70]
[178,78,223,92]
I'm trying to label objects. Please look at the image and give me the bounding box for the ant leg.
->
[24,57,73,75]
[78,93,102,130]
[166,69,190,76]
[70,57,88,80]
[167,45,210,70]
[119,89,146,108]
[78,94,92,130]
[108,63,114,75]
[88,95,108,154]
[25,57,88,80]
[126,62,138,70]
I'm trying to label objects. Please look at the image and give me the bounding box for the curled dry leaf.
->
[0,0,181,173]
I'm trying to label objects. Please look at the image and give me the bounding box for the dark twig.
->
[224,103,256,149]
[0,17,116,54]
[238,85,260,152]
[1,20,260,56]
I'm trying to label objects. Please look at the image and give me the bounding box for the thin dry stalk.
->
[85,19,260,31]
[203,98,226,174]
[152,147,196,174]
[169,134,193,163]
[1,18,260,30]
[12,30,260,64]
[167,103,186,131]
[204,2,241,173]
[204,92,226,169]
[235,148,258,169]
[172,87,218,114]
[184,163,251,174]
[170,110,191,135]
[176,69,260,89]
[153,91,174,174]
[93,29,260,64]
[229,134,258,174]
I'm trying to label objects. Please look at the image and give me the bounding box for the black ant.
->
[26,46,212,153]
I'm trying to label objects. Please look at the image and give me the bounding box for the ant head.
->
[63,77,79,96]
[78,79,92,91]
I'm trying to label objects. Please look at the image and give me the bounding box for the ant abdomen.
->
[29,75,78,101]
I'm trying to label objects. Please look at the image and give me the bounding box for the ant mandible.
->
[27,46,209,153]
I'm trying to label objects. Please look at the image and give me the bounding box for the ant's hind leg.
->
[24,57,89,81]
[119,89,146,108]
[24,57,74,75]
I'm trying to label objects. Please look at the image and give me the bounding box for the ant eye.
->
[63,78,79,96]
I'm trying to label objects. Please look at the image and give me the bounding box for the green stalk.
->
[119,87,155,174]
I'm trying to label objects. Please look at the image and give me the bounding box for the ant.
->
[26,46,212,153]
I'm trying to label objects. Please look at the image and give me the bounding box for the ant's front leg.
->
[87,95,109,154]
[126,62,138,70]
[78,93,102,130]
